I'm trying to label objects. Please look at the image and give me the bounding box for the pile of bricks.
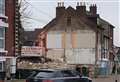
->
[17,60,75,69]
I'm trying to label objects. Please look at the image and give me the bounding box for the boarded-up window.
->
[72,32,77,48]
[77,31,96,48]
[47,33,62,48]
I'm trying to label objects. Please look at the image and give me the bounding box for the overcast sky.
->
[25,0,120,46]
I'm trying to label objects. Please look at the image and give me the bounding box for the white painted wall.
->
[66,30,96,64]
[66,48,96,64]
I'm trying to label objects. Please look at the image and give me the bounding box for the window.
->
[0,39,3,48]
[35,71,55,78]
[0,0,5,14]
[0,62,3,71]
[0,27,4,37]
[0,28,5,48]
[0,61,5,71]
[47,33,62,48]
[62,70,77,77]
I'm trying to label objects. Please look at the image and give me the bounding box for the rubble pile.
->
[17,58,75,69]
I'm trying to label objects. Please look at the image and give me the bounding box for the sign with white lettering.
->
[21,46,45,56]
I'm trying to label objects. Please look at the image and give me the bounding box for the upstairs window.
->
[0,62,2,71]
[0,28,5,48]
[0,61,5,71]
[0,0,5,15]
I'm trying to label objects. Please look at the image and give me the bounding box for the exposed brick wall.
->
[5,0,15,56]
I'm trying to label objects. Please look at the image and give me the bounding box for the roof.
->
[24,28,42,42]
[98,17,115,28]
[42,7,98,33]
[42,18,56,33]
[41,6,114,33]
[66,6,76,16]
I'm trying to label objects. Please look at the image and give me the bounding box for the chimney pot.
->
[56,3,65,18]
[90,4,97,15]
[83,2,85,6]
[77,2,79,6]
[62,2,64,7]
[80,2,82,6]
[76,2,86,16]
[58,2,60,7]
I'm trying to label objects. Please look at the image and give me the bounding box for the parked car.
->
[26,69,92,82]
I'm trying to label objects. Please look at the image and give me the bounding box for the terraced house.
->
[39,2,115,76]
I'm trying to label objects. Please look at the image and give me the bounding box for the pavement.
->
[92,75,120,82]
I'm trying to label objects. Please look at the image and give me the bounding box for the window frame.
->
[0,27,5,49]
[61,70,77,77]
[0,62,3,71]
[0,0,5,14]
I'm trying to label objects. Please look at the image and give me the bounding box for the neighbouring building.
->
[23,29,42,46]
[5,0,21,56]
[116,47,120,74]
[20,29,45,57]
[111,47,120,74]
[0,0,8,55]
[115,47,120,63]
[117,49,120,62]
[5,0,15,56]
[0,0,8,68]
[38,2,115,76]
[0,0,20,79]
[0,0,8,78]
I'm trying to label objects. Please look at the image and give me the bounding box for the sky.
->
[24,0,120,46]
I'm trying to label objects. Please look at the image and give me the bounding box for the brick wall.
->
[5,0,15,56]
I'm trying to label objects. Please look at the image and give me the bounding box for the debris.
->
[17,57,75,69]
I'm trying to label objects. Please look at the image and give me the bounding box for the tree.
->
[14,0,32,56]
[18,0,32,29]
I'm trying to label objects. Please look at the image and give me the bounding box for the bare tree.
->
[18,0,32,29]
[15,0,32,55]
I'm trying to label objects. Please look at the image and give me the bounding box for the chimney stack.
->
[90,4,97,15]
[56,2,65,18]
[76,2,86,16]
